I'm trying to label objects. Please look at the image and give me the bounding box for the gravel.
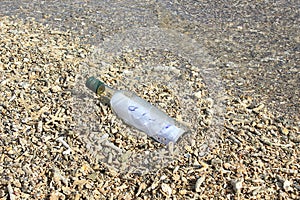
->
[0,1,299,199]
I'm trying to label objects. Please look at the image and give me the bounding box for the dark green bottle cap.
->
[86,76,104,94]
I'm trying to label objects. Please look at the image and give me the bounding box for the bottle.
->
[85,76,190,145]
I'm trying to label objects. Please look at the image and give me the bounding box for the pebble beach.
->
[0,1,299,199]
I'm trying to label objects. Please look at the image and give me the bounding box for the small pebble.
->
[161,183,172,197]
[231,179,243,193]
[195,175,206,192]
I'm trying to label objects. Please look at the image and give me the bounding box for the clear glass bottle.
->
[86,76,190,145]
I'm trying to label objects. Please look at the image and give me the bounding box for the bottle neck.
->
[86,76,117,98]
[103,85,117,97]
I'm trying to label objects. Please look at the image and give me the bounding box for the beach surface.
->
[0,0,299,199]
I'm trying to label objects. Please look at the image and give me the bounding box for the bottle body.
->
[86,77,189,145]
[110,90,187,144]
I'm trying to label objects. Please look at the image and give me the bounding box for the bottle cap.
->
[86,77,104,94]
